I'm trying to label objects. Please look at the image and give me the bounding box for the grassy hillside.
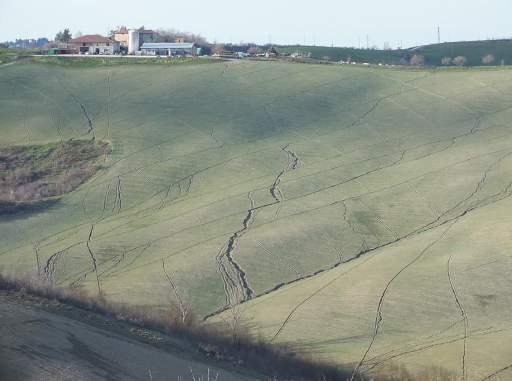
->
[277,45,405,64]
[279,39,512,67]
[1,60,512,379]
[413,39,512,66]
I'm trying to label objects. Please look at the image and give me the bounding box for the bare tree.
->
[482,54,495,65]
[409,54,425,66]
[155,28,208,45]
[211,44,225,56]
[453,56,467,66]
[441,57,452,65]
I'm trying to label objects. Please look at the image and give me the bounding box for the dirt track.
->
[0,291,255,381]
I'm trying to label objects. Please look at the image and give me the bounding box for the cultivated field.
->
[1,60,512,379]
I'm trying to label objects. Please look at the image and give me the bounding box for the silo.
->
[128,30,139,54]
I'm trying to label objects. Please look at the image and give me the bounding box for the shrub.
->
[482,54,495,65]
[441,57,452,65]
[453,56,467,66]
[410,54,425,66]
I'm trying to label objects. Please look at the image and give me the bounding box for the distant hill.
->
[411,39,512,66]
[278,39,512,66]
[276,45,405,65]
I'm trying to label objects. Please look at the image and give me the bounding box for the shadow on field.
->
[0,199,61,221]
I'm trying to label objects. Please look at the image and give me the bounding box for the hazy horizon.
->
[1,0,511,48]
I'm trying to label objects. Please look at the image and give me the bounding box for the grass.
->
[278,39,512,66]
[1,60,512,379]
[277,45,405,64]
[412,39,512,66]
[0,139,110,213]
[29,55,219,68]
[0,48,33,65]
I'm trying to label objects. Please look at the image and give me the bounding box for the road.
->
[0,291,255,381]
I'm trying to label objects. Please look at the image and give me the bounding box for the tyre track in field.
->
[19,85,501,258]
[448,254,469,381]
[363,318,464,369]
[362,324,512,374]
[86,225,102,295]
[268,252,379,343]
[418,151,512,234]
[480,364,512,381]
[5,74,512,286]
[13,142,511,289]
[350,220,458,381]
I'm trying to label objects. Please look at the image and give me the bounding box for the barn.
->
[140,42,196,56]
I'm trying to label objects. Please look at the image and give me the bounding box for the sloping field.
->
[1,60,512,378]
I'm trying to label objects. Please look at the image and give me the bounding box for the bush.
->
[452,56,467,66]
[441,57,452,65]
[410,54,425,66]
[482,54,495,65]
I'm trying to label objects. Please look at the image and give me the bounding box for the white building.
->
[140,43,196,56]
[128,29,155,54]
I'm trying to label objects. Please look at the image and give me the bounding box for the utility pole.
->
[437,26,441,44]
[366,35,369,49]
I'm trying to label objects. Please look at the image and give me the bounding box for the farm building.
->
[70,35,120,54]
[40,42,77,55]
[113,26,129,47]
[128,29,156,54]
[140,42,196,56]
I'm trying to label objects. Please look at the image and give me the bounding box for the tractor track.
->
[448,254,469,381]
[86,225,101,295]
[350,220,458,381]
[117,145,512,301]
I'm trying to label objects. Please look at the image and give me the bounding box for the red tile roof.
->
[70,35,113,44]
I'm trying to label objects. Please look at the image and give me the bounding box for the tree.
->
[441,57,452,65]
[155,28,207,45]
[482,54,495,65]
[55,28,72,43]
[453,56,467,66]
[211,43,225,56]
[410,54,425,66]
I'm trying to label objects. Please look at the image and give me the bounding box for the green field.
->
[279,39,512,66]
[1,60,512,379]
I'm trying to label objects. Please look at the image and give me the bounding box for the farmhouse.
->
[140,42,196,56]
[70,35,120,54]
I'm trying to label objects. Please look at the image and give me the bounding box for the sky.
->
[1,0,511,48]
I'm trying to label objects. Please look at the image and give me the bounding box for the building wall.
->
[114,33,129,47]
[141,48,195,56]
[76,42,120,54]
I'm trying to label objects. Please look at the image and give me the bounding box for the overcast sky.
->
[1,0,510,48]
